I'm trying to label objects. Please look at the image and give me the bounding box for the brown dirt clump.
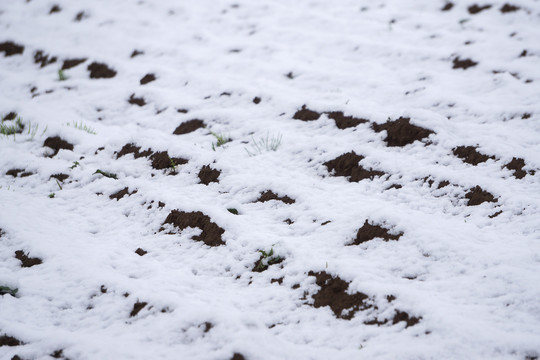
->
[87,62,117,79]
[231,354,246,360]
[505,157,531,179]
[392,310,421,328]
[465,186,497,206]
[453,146,495,165]
[349,220,403,245]
[324,152,385,182]
[468,4,492,14]
[0,41,24,57]
[257,190,295,204]
[6,169,24,177]
[293,105,321,121]
[140,74,156,85]
[198,165,221,185]
[43,136,74,156]
[128,94,146,106]
[308,271,371,320]
[253,97,261,104]
[50,173,69,182]
[162,210,225,246]
[135,248,147,256]
[109,187,137,201]
[0,334,22,346]
[49,5,61,14]
[442,2,454,11]
[14,250,42,268]
[150,151,187,171]
[130,301,147,317]
[130,50,144,58]
[2,112,17,121]
[34,50,57,68]
[327,111,368,129]
[453,57,478,69]
[372,117,434,147]
[173,119,205,135]
[117,143,153,159]
[61,58,86,70]
[500,3,519,13]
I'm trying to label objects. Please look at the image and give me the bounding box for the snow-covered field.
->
[1,0,540,359]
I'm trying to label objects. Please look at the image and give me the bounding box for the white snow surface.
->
[1,0,540,359]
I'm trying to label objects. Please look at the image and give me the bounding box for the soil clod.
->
[140,73,156,85]
[257,190,295,204]
[109,187,137,200]
[392,310,421,328]
[349,220,402,245]
[87,62,117,79]
[130,50,144,58]
[293,105,321,121]
[50,173,69,182]
[14,250,42,268]
[253,97,261,104]
[372,117,434,147]
[130,301,147,317]
[327,111,368,129]
[0,334,22,346]
[61,58,86,70]
[453,57,478,70]
[231,354,246,360]
[465,186,497,206]
[468,4,492,14]
[0,41,24,57]
[117,143,153,159]
[198,165,221,185]
[162,210,225,246]
[6,169,24,177]
[442,2,454,11]
[452,146,495,165]
[43,136,74,156]
[173,119,205,135]
[505,157,530,179]
[34,50,57,68]
[128,94,146,106]
[135,248,147,256]
[2,112,17,121]
[500,3,519,13]
[150,151,187,171]
[49,5,61,14]
[324,152,385,182]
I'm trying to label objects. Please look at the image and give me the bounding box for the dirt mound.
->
[109,187,137,200]
[324,152,385,182]
[43,136,74,156]
[465,186,497,206]
[0,41,24,57]
[293,105,321,121]
[15,250,42,268]
[49,5,61,14]
[173,119,205,135]
[34,50,57,68]
[308,271,371,320]
[0,334,22,346]
[349,220,402,245]
[501,3,519,13]
[442,2,454,11]
[257,190,295,204]
[140,73,156,85]
[117,143,153,159]
[61,58,86,70]
[198,165,221,185]
[6,169,23,177]
[87,62,117,79]
[392,310,421,328]
[452,146,495,165]
[468,4,491,14]
[128,94,146,106]
[162,210,225,246]
[50,173,69,182]
[2,112,17,121]
[130,301,147,317]
[135,248,147,256]
[453,57,478,70]
[505,157,534,179]
[372,117,434,147]
[150,151,187,171]
[327,111,368,129]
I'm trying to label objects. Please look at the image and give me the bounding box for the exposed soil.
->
[231,354,246,360]
[327,111,368,129]
[15,250,42,268]
[438,180,450,189]
[452,146,495,165]
[372,117,434,147]
[2,112,17,121]
[453,57,478,70]
[253,97,261,104]
[257,190,295,204]
[500,3,519,13]
[34,50,57,68]
[135,248,147,256]
[130,50,144,58]
[74,11,86,21]
[489,210,503,218]
[130,301,147,317]
[140,73,156,85]
[150,151,188,171]
[349,220,403,245]
[324,151,385,182]
[161,210,225,246]
[117,143,153,159]
[173,119,205,135]
[392,310,421,328]
[0,334,22,346]
[0,41,24,57]
[293,105,321,121]
[198,165,221,185]
[61,58,86,70]
[43,136,74,157]
[49,5,61,14]
[128,94,146,106]
[468,4,492,14]
[6,169,24,177]
[465,186,497,206]
[442,2,454,11]
[109,187,137,200]
[307,271,371,320]
[505,157,530,179]
[87,62,117,79]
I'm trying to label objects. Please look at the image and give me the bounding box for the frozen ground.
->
[1,0,540,359]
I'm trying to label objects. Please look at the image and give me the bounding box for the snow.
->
[1,0,540,359]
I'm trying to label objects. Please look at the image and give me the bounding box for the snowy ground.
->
[1,0,540,359]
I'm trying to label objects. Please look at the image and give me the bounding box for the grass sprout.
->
[254,247,283,272]
[93,169,118,179]
[67,121,96,135]
[58,69,68,81]
[0,285,18,297]
[211,132,231,151]
[1,116,24,137]
[245,132,282,156]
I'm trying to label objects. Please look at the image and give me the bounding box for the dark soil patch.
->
[392,310,421,328]
[135,248,147,256]
[87,62,117,79]
[173,119,205,135]
[293,105,321,121]
[438,180,450,189]
[34,50,57,68]
[198,165,221,185]
[140,73,156,85]
[162,210,225,246]
[0,334,22,346]
[231,354,246,360]
[2,112,17,121]
[489,210,503,218]
[442,2,454,11]
[308,271,371,320]
[465,186,497,206]
[49,5,61,14]
[116,143,153,159]
[61,58,86,70]
[500,3,519,13]
[505,157,531,179]
[453,57,478,70]
[14,250,42,268]
[150,151,187,171]
[177,109,189,114]
[349,220,403,245]
[43,136,74,156]
[109,187,137,201]
[130,50,144,58]
[327,111,368,129]
[253,97,261,104]
[468,4,492,14]
[128,94,146,106]
[324,151,385,182]
[202,322,213,333]
[0,41,24,57]
[257,190,295,204]
[74,11,86,21]
[51,349,64,358]
[6,169,24,177]
[522,113,531,119]
[452,146,495,165]
[20,172,33,177]
[372,117,434,147]
[271,277,284,284]
[130,301,147,317]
